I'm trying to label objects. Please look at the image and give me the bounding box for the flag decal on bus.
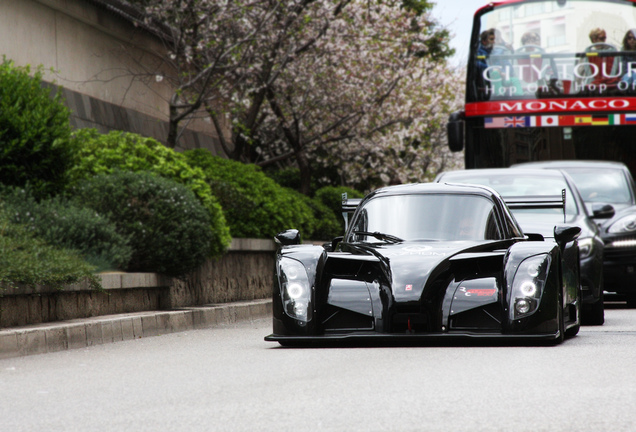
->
[485,114,624,128]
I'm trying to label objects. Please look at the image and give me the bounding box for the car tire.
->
[565,285,582,338]
[555,289,565,344]
[581,290,604,325]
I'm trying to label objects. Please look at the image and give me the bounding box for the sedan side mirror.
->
[275,229,301,246]
[592,203,615,219]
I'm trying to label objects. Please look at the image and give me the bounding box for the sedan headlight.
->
[608,214,636,234]
[279,258,312,322]
[578,237,594,260]
[511,254,550,319]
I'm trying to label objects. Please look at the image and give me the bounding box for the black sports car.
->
[514,161,636,301]
[265,183,582,346]
[435,168,605,325]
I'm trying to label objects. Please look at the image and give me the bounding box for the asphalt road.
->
[1,303,635,432]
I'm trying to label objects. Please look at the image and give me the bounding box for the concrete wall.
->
[0,239,277,329]
[0,0,227,152]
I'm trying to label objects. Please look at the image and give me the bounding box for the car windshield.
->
[560,167,633,204]
[349,193,501,242]
[442,173,578,224]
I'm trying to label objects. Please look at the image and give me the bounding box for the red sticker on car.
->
[460,287,497,297]
[405,284,413,291]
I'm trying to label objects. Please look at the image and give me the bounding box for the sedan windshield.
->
[349,194,501,242]
[560,167,633,204]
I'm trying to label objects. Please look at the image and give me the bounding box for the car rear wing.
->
[504,189,566,223]
[342,193,361,232]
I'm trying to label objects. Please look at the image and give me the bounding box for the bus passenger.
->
[521,31,541,47]
[493,29,513,53]
[589,28,608,45]
[518,32,542,83]
[476,29,496,73]
[475,28,521,97]
[583,27,619,86]
[620,29,636,85]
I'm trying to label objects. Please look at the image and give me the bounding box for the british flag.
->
[504,117,528,127]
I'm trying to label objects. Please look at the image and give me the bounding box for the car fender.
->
[503,241,562,334]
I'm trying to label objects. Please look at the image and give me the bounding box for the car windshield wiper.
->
[353,231,404,243]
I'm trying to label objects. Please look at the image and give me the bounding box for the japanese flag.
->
[540,115,559,127]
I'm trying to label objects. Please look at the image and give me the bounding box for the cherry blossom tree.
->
[139,0,277,147]
[248,0,464,191]
[135,0,463,193]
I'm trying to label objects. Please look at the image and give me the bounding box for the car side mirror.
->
[592,203,615,219]
[275,229,301,246]
[554,225,581,247]
[447,111,464,152]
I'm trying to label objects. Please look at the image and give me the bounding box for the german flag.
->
[591,115,610,125]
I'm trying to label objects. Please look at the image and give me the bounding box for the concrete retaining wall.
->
[0,238,277,329]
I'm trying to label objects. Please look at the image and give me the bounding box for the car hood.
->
[338,240,506,302]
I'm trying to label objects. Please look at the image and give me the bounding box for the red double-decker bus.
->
[448,0,636,175]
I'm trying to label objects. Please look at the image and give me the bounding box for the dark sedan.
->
[515,161,636,302]
[435,168,605,325]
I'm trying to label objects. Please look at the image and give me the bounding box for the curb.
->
[0,299,272,359]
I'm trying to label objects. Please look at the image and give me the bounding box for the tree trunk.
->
[296,150,312,195]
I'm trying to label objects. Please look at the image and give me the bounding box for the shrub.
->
[314,186,365,234]
[68,129,230,256]
[0,58,74,199]
[301,195,341,241]
[1,186,132,272]
[184,149,317,239]
[70,171,214,277]
[0,211,101,290]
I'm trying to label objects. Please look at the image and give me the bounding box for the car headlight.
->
[279,258,312,322]
[511,254,550,320]
[608,214,636,234]
[578,237,594,260]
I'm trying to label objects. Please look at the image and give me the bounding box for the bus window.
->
[468,0,636,102]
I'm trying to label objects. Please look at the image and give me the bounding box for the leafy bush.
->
[314,186,365,235]
[184,149,317,239]
[0,211,100,290]
[0,59,74,199]
[68,129,230,256]
[1,186,132,272]
[300,194,341,241]
[70,171,214,277]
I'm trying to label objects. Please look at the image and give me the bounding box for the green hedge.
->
[1,186,132,272]
[68,129,231,256]
[70,171,215,277]
[184,149,318,239]
[0,59,74,199]
[0,210,101,290]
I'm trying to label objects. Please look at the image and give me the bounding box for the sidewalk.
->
[0,299,272,359]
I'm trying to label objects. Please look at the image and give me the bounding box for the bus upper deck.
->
[466,0,636,105]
